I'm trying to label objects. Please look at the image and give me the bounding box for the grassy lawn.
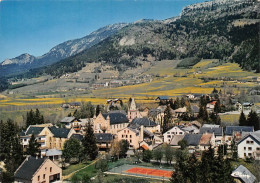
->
[63,161,93,176]
[231,159,259,178]
[103,174,168,183]
[70,161,97,180]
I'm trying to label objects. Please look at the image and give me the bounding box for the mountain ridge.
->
[0,23,127,76]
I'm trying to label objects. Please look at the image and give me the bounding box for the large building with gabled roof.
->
[14,156,62,183]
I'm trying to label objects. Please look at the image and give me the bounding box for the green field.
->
[1,59,259,125]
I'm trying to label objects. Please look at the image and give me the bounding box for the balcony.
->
[37,140,45,143]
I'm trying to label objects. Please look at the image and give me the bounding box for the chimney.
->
[139,125,144,142]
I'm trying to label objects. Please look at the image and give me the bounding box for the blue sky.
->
[0,0,205,62]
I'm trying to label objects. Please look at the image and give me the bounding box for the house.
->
[66,102,81,108]
[237,130,260,160]
[234,102,243,111]
[60,117,90,131]
[117,125,160,149]
[155,96,169,105]
[20,125,76,156]
[95,133,113,151]
[225,126,254,146]
[231,165,256,183]
[191,105,200,116]
[139,107,149,117]
[206,101,217,112]
[93,111,129,134]
[186,94,203,100]
[191,121,202,129]
[183,134,203,153]
[130,117,160,133]
[128,98,142,121]
[170,135,185,147]
[174,107,187,117]
[199,126,223,145]
[181,125,200,134]
[60,117,79,129]
[14,156,62,183]
[242,102,254,110]
[199,133,215,150]
[45,149,62,161]
[148,108,166,124]
[163,126,186,143]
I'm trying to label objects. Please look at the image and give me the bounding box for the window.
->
[45,167,47,171]
[244,147,246,150]
[248,147,252,151]
[130,135,132,138]
[257,147,260,151]
[244,153,246,157]
[43,174,45,179]
[50,167,52,173]
[246,140,250,144]
[167,135,171,138]
[171,132,174,134]
[179,132,183,135]
[38,176,40,181]
[130,140,132,143]
[248,153,252,157]
[126,135,128,138]
[167,132,170,134]
[122,135,124,138]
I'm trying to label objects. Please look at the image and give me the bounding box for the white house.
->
[237,131,260,160]
[163,126,186,143]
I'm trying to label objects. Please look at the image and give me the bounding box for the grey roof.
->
[69,102,81,106]
[231,165,256,183]
[70,134,84,141]
[25,126,44,136]
[202,124,220,128]
[199,127,223,136]
[95,133,113,143]
[143,128,154,137]
[191,105,200,113]
[109,110,127,115]
[225,126,254,136]
[60,117,75,123]
[183,134,202,146]
[156,96,169,100]
[238,130,260,145]
[170,135,185,146]
[131,118,157,127]
[14,156,46,181]
[46,149,62,156]
[182,125,199,133]
[48,126,70,138]
[102,112,129,125]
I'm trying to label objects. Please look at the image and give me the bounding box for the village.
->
[1,88,259,183]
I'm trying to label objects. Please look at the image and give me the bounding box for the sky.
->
[0,0,205,62]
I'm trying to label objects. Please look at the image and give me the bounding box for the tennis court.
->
[125,167,172,178]
[106,164,173,180]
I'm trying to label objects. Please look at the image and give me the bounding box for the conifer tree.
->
[174,97,181,109]
[180,97,186,108]
[247,110,260,130]
[239,110,247,126]
[0,119,24,181]
[214,99,221,113]
[82,123,98,160]
[163,105,172,133]
[27,134,40,157]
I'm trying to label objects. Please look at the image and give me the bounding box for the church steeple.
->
[129,97,137,111]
